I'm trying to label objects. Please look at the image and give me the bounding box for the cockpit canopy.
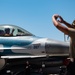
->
[0,24,34,37]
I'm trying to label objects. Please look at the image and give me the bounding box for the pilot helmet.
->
[5,28,10,34]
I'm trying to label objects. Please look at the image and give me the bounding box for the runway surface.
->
[0,64,61,75]
[0,66,60,75]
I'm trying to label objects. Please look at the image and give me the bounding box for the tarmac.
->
[0,64,60,75]
[0,67,60,75]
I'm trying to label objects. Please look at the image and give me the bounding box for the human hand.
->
[58,16,65,23]
[68,58,74,62]
[52,14,65,23]
[52,14,59,20]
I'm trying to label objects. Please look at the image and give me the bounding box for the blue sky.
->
[0,0,75,41]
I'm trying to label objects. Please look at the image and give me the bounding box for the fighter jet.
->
[0,24,69,70]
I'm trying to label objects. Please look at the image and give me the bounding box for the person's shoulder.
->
[4,34,13,36]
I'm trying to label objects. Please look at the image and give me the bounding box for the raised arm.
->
[52,14,69,35]
[58,16,73,28]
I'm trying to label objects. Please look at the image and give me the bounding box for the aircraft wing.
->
[1,55,47,59]
[1,53,69,59]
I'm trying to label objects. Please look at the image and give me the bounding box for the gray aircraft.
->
[0,24,69,72]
